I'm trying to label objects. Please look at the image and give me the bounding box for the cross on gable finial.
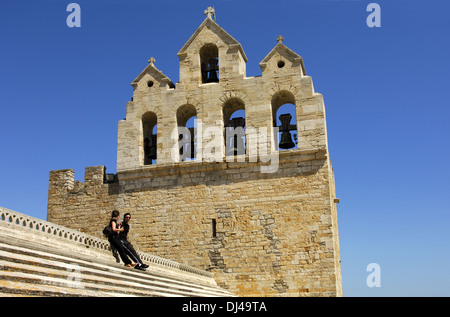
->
[204,6,215,20]
[277,35,285,44]
[148,57,155,65]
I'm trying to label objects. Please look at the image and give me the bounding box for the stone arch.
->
[200,43,219,83]
[177,104,197,161]
[271,90,296,122]
[222,97,246,156]
[271,90,298,150]
[142,111,158,165]
[219,90,248,105]
[177,104,197,128]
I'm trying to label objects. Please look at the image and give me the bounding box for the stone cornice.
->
[117,147,327,181]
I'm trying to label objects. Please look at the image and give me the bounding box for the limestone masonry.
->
[47,8,342,296]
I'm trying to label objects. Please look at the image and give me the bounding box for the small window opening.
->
[212,219,217,238]
[180,116,197,161]
[143,112,157,165]
[272,91,298,150]
[223,98,246,156]
[200,44,219,84]
[147,80,154,87]
[177,104,197,161]
[226,111,246,156]
[277,60,285,68]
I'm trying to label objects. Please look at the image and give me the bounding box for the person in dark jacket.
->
[108,210,133,267]
[119,213,149,271]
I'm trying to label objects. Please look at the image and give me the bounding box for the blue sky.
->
[1,0,449,297]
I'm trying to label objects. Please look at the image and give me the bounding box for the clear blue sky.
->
[1,0,449,297]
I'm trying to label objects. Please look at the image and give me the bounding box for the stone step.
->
[0,234,222,289]
[0,271,178,297]
[0,258,221,297]
[0,208,234,297]
[0,278,133,297]
[0,240,233,297]
[0,244,229,297]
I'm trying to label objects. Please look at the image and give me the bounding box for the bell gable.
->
[260,36,306,77]
[177,11,248,85]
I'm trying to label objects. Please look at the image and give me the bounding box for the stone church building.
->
[47,8,342,296]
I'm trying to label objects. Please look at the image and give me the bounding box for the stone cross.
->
[204,7,215,20]
[148,57,155,65]
[277,35,284,44]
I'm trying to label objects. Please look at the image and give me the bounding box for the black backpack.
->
[102,225,113,238]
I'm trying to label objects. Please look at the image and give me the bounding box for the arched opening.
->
[177,104,197,161]
[142,112,157,165]
[223,98,246,156]
[200,44,219,84]
[272,91,298,150]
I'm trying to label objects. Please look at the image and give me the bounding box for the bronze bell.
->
[278,113,296,149]
[279,131,295,149]
[206,58,219,83]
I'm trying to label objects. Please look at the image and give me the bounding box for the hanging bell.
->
[279,131,295,149]
[278,113,296,149]
[206,58,219,83]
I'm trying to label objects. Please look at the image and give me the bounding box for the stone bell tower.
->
[48,7,342,296]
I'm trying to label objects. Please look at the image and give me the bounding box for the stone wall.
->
[48,149,341,296]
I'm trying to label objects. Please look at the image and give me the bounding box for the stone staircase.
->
[0,207,234,297]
